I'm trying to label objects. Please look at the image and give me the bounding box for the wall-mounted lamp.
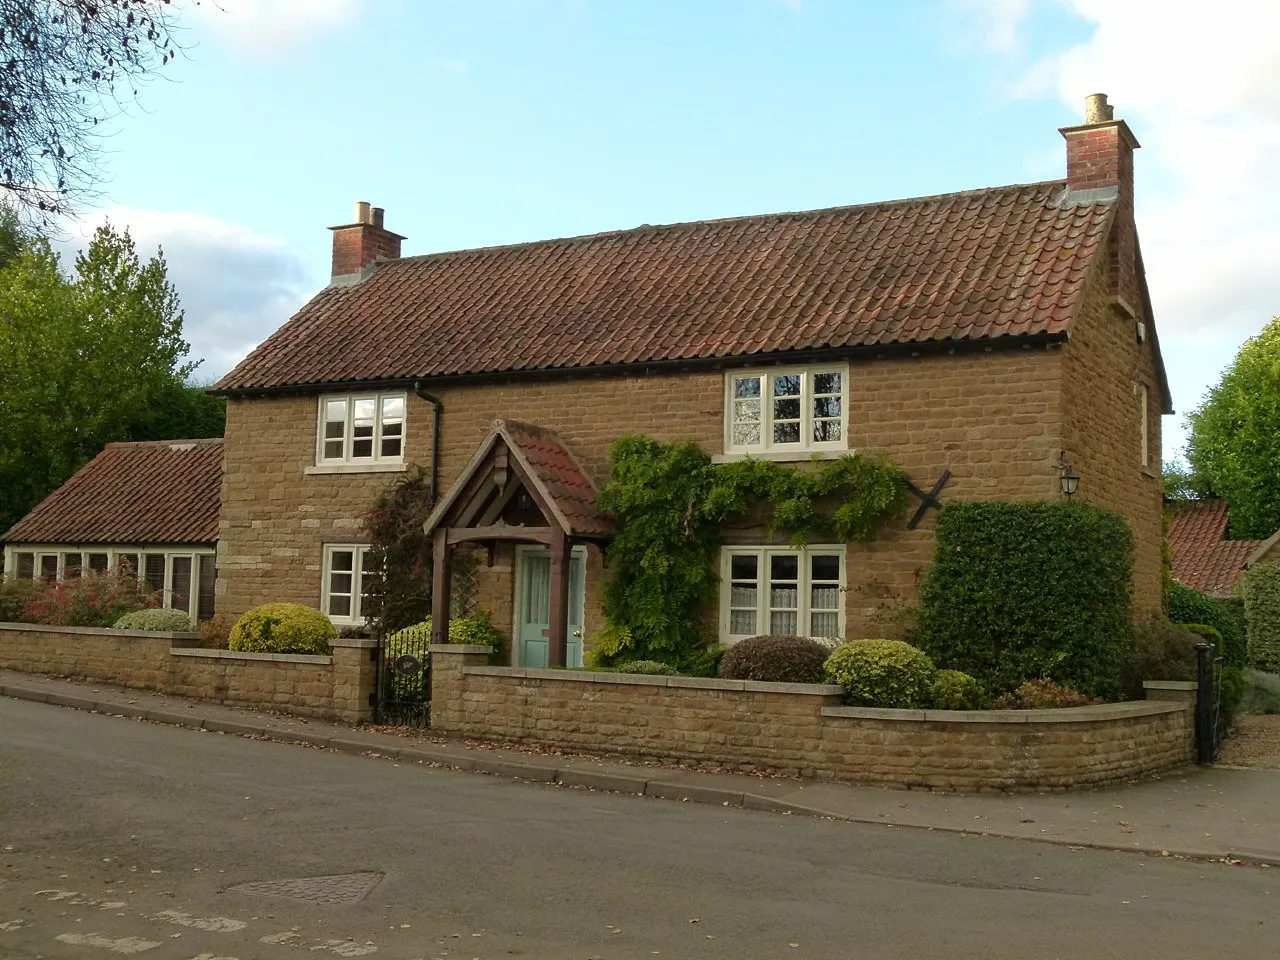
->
[1060,463,1080,498]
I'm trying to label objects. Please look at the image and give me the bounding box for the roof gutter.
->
[208,332,1071,400]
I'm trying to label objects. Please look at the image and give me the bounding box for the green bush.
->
[718,634,830,684]
[615,659,677,676]
[114,608,193,632]
[679,643,728,678]
[228,603,336,655]
[992,679,1101,709]
[0,579,42,622]
[1219,665,1245,730]
[1241,562,1280,672]
[913,501,1133,699]
[823,639,936,708]
[448,609,500,648]
[1241,670,1280,715]
[1123,619,1199,698]
[1169,581,1247,669]
[930,669,988,710]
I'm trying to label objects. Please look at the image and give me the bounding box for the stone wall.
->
[431,647,1195,790]
[0,623,375,723]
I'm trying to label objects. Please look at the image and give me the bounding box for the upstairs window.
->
[726,367,846,455]
[318,393,405,465]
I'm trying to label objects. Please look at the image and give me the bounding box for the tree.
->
[0,0,183,219]
[1161,457,1207,504]
[0,221,216,532]
[1186,317,1280,539]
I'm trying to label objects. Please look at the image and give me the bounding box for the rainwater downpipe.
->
[413,382,442,506]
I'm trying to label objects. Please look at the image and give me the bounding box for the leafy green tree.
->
[0,222,215,532]
[1186,318,1280,538]
[1162,457,1208,504]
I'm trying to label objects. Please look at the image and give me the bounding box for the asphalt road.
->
[0,697,1274,960]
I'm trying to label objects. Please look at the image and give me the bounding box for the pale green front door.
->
[517,547,586,668]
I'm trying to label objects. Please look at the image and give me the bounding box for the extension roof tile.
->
[2,439,224,546]
[1168,499,1262,596]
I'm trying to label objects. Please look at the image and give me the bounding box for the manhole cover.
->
[228,872,383,904]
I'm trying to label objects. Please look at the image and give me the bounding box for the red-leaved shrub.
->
[23,572,159,627]
[992,678,1102,710]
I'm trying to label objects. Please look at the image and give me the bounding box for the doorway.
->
[514,545,587,668]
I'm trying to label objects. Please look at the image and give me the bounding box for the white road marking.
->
[34,889,127,909]
[55,932,162,953]
[261,931,377,955]
[153,909,247,933]
[186,954,241,960]
[0,919,28,931]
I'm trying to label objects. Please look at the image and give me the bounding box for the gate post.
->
[1194,642,1216,765]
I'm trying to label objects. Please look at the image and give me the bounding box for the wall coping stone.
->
[462,666,844,696]
[1143,680,1199,691]
[0,621,199,641]
[431,645,494,655]
[331,637,378,649]
[823,700,1185,724]
[170,648,333,665]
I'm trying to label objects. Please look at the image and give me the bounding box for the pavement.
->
[3,693,1277,960]
[3,667,1278,867]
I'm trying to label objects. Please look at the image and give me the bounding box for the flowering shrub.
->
[23,572,158,627]
[0,579,43,623]
[992,679,1102,710]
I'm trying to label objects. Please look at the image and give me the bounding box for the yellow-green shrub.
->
[930,669,987,710]
[229,603,336,655]
[824,639,936,708]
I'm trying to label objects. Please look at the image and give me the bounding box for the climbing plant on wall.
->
[594,436,908,670]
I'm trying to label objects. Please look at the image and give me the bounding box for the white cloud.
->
[960,0,1280,458]
[946,0,1030,52]
[58,208,317,382]
[190,0,363,58]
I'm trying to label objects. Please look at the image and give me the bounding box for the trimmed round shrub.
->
[615,659,677,676]
[930,669,988,710]
[823,639,936,708]
[719,634,831,684]
[229,603,336,655]
[114,608,193,632]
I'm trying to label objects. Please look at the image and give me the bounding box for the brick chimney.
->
[1059,93,1141,308]
[329,201,406,285]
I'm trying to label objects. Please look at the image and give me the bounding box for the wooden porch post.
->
[430,526,452,646]
[547,530,570,668]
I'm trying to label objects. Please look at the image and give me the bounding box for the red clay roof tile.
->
[215,181,1113,392]
[2,439,223,546]
[1169,500,1261,596]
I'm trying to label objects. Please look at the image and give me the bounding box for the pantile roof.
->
[2,439,224,546]
[1168,499,1261,596]
[423,420,612,539]
[216,180,1116,393]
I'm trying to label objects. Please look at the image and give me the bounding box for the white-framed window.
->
[1,546,215,622]
[322,545,374,624]
[317,393,406,465]
[720,546,844,644]
[725,366,847,455]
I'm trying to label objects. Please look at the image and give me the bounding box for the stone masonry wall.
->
[431,648,1195,791]
[217,349,1069,645]
[0,623,375,723]
[1061,245,1165,617]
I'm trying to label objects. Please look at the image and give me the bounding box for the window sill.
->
[305,462,407,476]
[712,449,850,464]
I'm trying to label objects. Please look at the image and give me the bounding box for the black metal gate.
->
[1195,642,1222,763]
[373,626,431,727]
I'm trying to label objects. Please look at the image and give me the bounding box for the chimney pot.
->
[1084,93,1114,125]
[371,207,385,229]
[354,200,372,224]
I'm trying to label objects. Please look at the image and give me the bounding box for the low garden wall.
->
[432,647,1198,791]
[0,622,376,723]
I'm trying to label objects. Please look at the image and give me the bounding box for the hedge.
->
[1241,562,1280,672]
[1168,581,1247,669]
[913,501,1133,699]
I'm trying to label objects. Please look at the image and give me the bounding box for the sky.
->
[56,0,1280,466]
